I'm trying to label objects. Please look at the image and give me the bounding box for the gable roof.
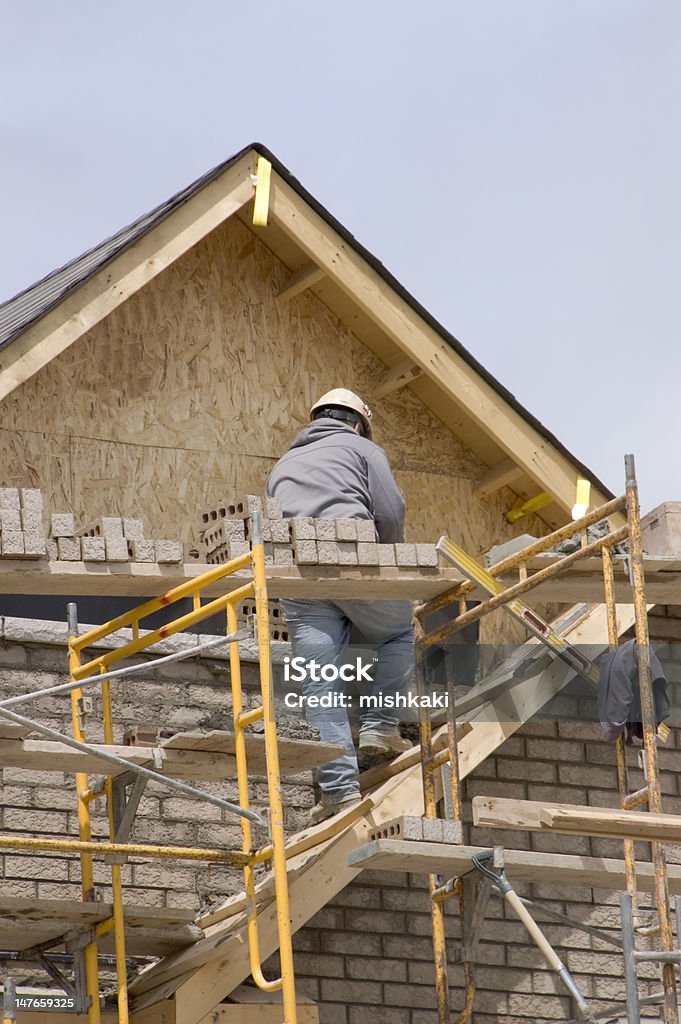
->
[0,143,615,515]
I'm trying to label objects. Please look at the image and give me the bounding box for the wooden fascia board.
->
[268,173,610,516]
[0,152,258,403]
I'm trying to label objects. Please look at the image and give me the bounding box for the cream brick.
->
[263,495,283,519]
[1,532,24,556]
[123,517,145,539]
[50,513,75,537]
[272,543,294,565]
[0,487,20,509]
[56,536,80,560]
[314,518,336,541]
[335,518,357,541]
[355,518,376,542]
[81,536,106,561]
[356,542,379,565]
[23,532,46,557]
[291,517,315,541]
[317,541,339,564]
[293,539,318,564]
[416,543,439,567]
[20,488,43,512]
[0,508,21,531]
[270,519,291,543]
[105,537,129,562]
[20,509,43,532]
[394,543,417,567]
[128,539,156,561]
[155,539,183,563]
[377,544,396,566]
[337,541,358,565]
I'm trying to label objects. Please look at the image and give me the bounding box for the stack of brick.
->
[0,488,46,559]
[198,494,291,566]
[289,516,439,568]
[198,493,440,570]
[75,517,183,564]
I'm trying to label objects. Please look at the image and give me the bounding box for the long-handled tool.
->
[472,851,598,1024]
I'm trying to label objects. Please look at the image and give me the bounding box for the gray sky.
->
[2,1,679,512]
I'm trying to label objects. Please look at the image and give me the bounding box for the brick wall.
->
[2,608,680,1021]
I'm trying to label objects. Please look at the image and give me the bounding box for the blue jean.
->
[281,599,414,801]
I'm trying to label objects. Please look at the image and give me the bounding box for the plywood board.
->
[0,734,345,780]
[0,897,198,956]
[161,729,346,775]
[346,839,681,894]
[473,796,681,844]
[0,560,465,599]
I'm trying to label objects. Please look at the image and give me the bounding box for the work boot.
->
[358,731,413,757]
[308,793,361,825]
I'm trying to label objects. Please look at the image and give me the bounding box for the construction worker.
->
[266,388,414,823]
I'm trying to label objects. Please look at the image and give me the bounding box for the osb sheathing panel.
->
[0,215,551,643]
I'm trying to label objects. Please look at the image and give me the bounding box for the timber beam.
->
[276,262,325,302]
[473,458,525,499]
[374,358,424,399]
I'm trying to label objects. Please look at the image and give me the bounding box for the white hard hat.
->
[310,388,373,439]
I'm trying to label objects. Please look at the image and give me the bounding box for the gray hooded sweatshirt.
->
[266,419,405,543]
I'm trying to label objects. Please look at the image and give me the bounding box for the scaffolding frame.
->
[411,454,679,1024]
[0,512,298,1024]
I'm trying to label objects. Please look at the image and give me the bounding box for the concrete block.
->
[23,532,46,558]
[273,544,294,566]
[128,539,156,562]
[270,519,291,544]
[45,538,58,561]
[202,519,246,553]
[291,517,315,541]
[337,542,358,565]
[1,532,24,557]
[221,497,248,519]
[81,537,106,562]
[377,544,396,566]
[245,516,271,542]
[416,543,439,567]
[183,543,205,563]
[293,540,318,564]
[264,496,283,519]
[105,537,130,562]
[50,513,76,538]
[357,542,380,566]
[335,518,357,541]
[155,540,183,564]
[395,543,418,567]
[0,509,22,532]
[20,488,43,513]
[57,536,81,561]
[245,494,263,517]
[199,502,223,525]
[355,519,377,542]
[0,488,20,510]
[314,518,336,541]
[228,541,251,560]
[123,517,145,540]
[317,541,339,564]
[79,517,124,540]
[20,509,43,533]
